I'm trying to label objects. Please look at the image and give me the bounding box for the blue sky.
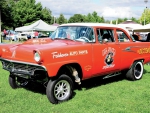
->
[36,0,149,20]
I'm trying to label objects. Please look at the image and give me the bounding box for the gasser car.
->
[0,23,150,104]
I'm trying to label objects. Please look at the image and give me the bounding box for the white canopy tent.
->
[15,19,57,31]
[133,23,150,32]
[118,20,143,31]
[118,24,143,31]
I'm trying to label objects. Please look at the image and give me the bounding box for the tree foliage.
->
[1,0,53,29]
[111,17,140,25]
[139,8,150,25]
[12,0,49,27]
[68,14,84,23]
[39,7,52,24]
[57,14,67,24]
[1,0,15,29]
[68,11,105,23]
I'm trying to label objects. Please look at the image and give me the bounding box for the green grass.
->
[0,63,150,113]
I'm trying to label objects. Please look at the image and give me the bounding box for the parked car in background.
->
[17,31,36,41]
[6,30,18,41]
[17,32,28,41]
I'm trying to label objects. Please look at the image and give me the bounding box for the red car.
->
[0,23,150,104]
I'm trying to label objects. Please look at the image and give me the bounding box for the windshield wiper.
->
[52,38,62,40]
[64,37,75,41]
[53,37,75,41]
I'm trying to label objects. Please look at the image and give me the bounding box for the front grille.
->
[1,59,46,75]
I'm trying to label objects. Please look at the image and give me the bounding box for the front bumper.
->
[0,58,47,78]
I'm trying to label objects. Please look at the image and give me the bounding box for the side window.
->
[87,28,95,42]
[78,27,95,43]
[97,29,115,43]
[116,30,130,42]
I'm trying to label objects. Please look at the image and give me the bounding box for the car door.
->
[92,28,121,76]
[115,29,143,69]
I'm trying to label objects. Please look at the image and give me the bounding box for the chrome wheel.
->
[54,80,70,100]
[46,74,74,104]
[126,61,143,81]
[134,62,143,79]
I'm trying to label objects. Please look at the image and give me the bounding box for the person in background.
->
[13,31,18,42]
[3,29,7,39]
[34,31,39,38]
[27,33,31,40]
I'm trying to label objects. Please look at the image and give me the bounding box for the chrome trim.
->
[0,57,47,71]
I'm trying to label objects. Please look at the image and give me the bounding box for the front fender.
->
[45,60,80,77]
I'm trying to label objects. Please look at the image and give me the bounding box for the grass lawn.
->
[0,62,150,113]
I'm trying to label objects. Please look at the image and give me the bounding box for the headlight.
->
[34,51,41,63]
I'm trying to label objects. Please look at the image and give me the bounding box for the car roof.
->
[59,23,130,35]
[60,23,124,28]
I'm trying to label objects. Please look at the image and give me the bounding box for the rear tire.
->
[126,61,143,81]
[46,74,74,104]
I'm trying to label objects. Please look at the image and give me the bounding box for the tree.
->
[57,14,67,24]
[130,17,140,24]
[0,0,6,10]
[68,14,85,23]
[68,11,105,23]
[86,13,95,22]
[40,7,52,24]
[1,0,53,29]
[100,16,105,23]
[0,0,15,29]
[85,11,105,23]
[12,0,43,27]
[92,11,100,22]
[139,8,150,25]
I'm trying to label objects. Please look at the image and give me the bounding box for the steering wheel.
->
[78,37,90,42]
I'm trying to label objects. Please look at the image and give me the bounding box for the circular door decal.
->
[105,52,114,65]
[102,47,116,69]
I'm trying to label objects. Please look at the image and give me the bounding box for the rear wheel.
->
[126,61,143,81]
[46,74,74,104]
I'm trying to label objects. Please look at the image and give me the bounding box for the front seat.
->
[132,34,139,41]
[146,33,150,41]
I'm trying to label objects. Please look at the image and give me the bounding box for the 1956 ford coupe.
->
[0,23,150,104]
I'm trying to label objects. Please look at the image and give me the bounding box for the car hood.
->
[0,38,87,63]
[22,38,83,48]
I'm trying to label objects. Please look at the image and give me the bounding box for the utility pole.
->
[144,0,148,25]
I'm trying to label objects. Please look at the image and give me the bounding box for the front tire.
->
[9,75,20,89]
[9,74,28,89]
[126,61,143,81]
[46,74,74,104]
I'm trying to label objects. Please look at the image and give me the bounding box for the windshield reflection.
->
[50,26,95,42]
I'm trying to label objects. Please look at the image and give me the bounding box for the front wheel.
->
[46,74,74,104]
[9,74,28,89]
[126,61,144,81]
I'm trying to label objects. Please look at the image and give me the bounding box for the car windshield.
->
[50,26,95,42]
